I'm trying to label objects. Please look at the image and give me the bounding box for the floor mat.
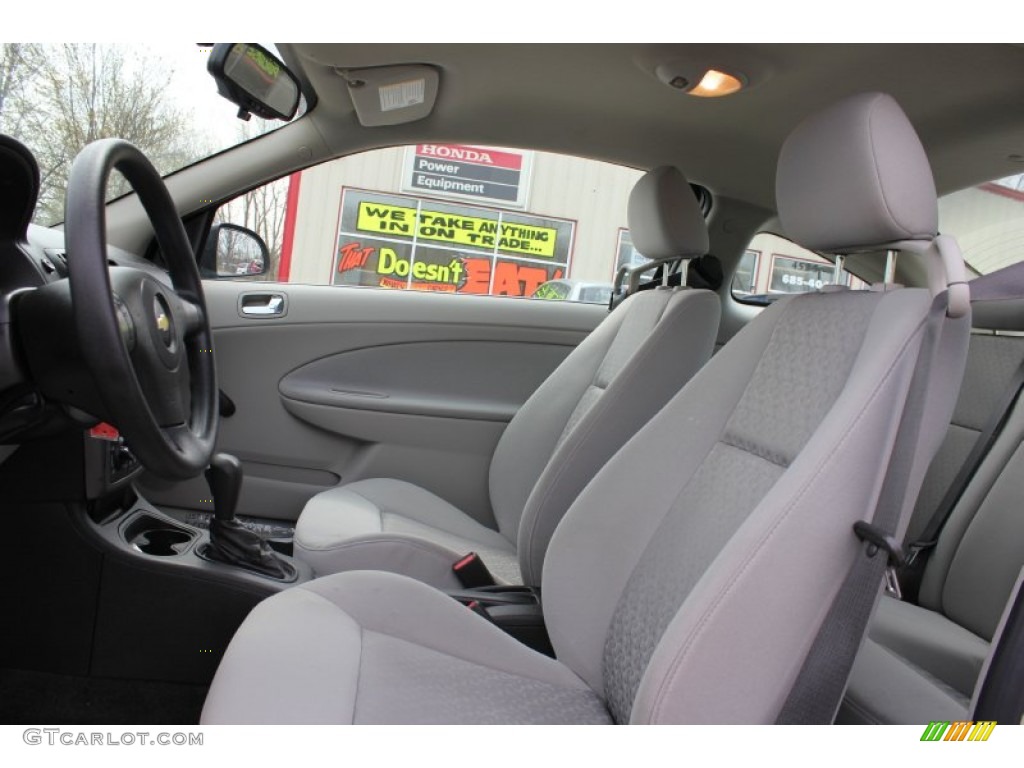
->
[0,667,208,724]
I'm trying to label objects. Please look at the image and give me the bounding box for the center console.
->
[4,426,553,686]
[1,428,311,685]
[446,585,553,656]
[90,495,312,591]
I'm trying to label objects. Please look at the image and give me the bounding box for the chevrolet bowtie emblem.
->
[155,311,170,333]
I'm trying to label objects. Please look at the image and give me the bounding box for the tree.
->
[214,118,290,281]
[3,44,209,224]
[2,43,288,273]
[0,44,44,137]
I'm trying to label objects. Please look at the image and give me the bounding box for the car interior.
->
[1,43,1023,726]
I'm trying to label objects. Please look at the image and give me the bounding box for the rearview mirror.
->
[207,43,301,121]
[200,223,270,279]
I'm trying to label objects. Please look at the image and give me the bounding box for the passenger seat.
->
[840,267,1024,724]
[293,166,721,588]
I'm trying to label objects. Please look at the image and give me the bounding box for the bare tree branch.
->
[214,118,290,281]
[3,44,211,224]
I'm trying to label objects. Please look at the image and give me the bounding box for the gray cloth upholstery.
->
[921,397,1024,638]
[904,333,1024,543]
[603,291,878,720]
[293,166,719,587]
[516,288,719,584]
[838,596,985,724]
[204,92,969,725]
[543,287,963,723]
[844,301,1024,724]
[210,282,960,724]
[200,570,611,724]
[838,637,970,724]
[294,479,520,588]
[626,165,709,259]
[294,287,719,585]
[868,596,990,696]
[971,295,1024,332]
[777,92,938,253]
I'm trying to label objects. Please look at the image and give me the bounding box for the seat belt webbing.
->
[776,297,945,724]
[899,355,1024,603]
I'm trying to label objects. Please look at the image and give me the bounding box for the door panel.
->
[139,281,605,525]
[279,340,572,421]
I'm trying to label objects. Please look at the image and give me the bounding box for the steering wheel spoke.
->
[170,293,207,338]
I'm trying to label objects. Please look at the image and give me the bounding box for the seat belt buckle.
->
[452,552,496,589]
[853,520,906,599]
[884,566,903,600]
[464,599,496,623]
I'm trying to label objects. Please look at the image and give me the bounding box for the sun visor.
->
[337,64,440,127]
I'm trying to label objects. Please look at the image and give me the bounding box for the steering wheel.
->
[63,139,217,480]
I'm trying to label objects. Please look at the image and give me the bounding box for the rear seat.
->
[839,274,1024,724]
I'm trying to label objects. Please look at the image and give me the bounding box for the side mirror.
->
[207,43,301,122]
[200,223,270,279]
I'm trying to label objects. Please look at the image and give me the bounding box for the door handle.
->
[239,292,286,317]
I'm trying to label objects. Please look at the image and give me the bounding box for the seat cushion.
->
[837,636,969,724]
[838,596,990,724]
[201,570,611,725]
[293,478,519,588]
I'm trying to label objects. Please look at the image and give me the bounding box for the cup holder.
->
[123,513,197,557]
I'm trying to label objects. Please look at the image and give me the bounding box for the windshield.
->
[0,43,296,226]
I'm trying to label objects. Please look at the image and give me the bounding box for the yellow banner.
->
[356,201,558,258]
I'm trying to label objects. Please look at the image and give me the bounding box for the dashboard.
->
[0,135,169,489]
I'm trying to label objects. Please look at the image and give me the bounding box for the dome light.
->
[688,69,744,98]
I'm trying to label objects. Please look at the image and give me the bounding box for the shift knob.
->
[205,452,242,523]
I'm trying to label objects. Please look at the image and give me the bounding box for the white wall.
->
[286,146,643,288]
[939,185,1024,276]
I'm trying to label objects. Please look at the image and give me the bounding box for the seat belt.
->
[899,355,1024,603]
[776,296,946,724]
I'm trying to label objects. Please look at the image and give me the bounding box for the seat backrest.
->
[541,92,971,723]
[916,287,1024,640]
[487,166,721,584]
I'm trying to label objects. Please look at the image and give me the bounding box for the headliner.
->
[280,43,1024,211]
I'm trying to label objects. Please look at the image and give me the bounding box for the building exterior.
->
[270,144,1024,299]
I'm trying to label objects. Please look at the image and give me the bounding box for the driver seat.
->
[202,92,971,724]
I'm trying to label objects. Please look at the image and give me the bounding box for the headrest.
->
[776,92,938,254]
[687,254,723,291]
[0,134,40,242]
[627,166,709,260]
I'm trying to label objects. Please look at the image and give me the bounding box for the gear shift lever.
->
[207,453,243,524]
[202,453,294,580]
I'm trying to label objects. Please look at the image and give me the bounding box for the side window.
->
[731,174,1024,304]
[731,233,865,304]
[731,250,759,296]
[211,144,647,301]
[578,285,613,305]
[209,176,290,282]
[938,174,1024,277]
